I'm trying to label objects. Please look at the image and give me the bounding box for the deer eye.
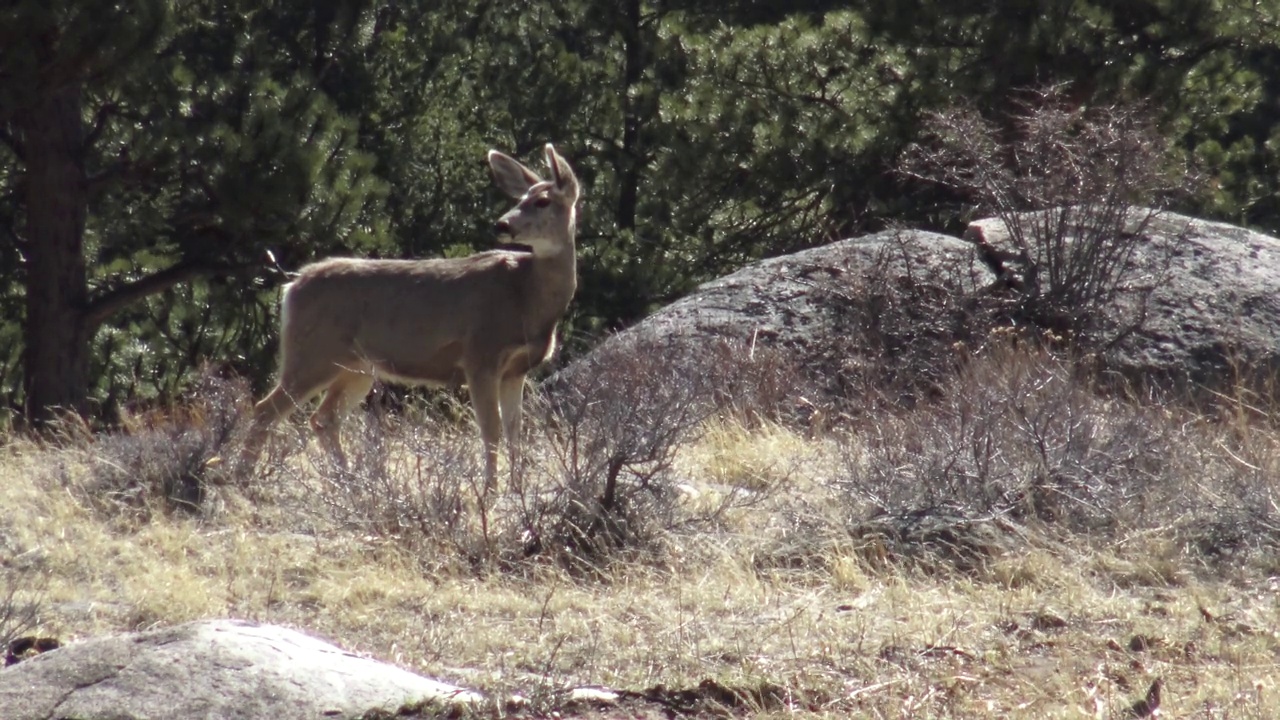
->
[534,196,552,208]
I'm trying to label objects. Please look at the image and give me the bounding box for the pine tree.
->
[0,0,390,422]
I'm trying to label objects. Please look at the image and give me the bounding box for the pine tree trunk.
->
[20,83,91,423]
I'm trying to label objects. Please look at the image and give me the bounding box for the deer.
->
[238,144,581,488]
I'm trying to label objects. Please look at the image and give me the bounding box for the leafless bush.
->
[902,86,1192,349]
[547,329,825,432]
[285,405,497,564]
[702,338,824,429]
[247,329,794,570]
[526,337,718,564]
[68,368,248,517]
[840,345,1175,565]
[808,232,1001,416]
[839,343,1280,572]
[0,566,44,656]
[266,339,706,567]
[1169,385,1280,568]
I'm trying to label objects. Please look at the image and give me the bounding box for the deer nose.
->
[494,220,512,236]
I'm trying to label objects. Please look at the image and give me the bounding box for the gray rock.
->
[547,210,1280,417]
[543,229,996,418]
[600,228,992,352]
[0,618,480,720]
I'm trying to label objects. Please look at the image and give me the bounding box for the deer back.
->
[279,249,574,386]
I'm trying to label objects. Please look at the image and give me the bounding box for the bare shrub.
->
[68,369,248,517]
[839,345,1179,567]
[526,338,718,565]
[808,231,1000,417]
[548,330,826,431]
[0,566,44,657]
[839,343,1280,573]
[271,341,706,568]
[902,86,1193,349]
[283,405,500,565]
[1170,386,1280,569]
[281,333,796,569]
[702,338,824,430]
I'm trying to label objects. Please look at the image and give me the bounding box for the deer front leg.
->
[499,374,527,491]
[466,369,503,491]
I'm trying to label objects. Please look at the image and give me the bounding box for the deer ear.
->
[488,150,542,199]
[544,144,580,205]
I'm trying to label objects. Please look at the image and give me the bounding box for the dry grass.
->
[2,351,1279,718]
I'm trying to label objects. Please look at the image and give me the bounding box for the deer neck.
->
[525,237,577,328]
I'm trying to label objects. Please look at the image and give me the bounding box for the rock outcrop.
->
[544,229,995,420]
[546,211,1280,414]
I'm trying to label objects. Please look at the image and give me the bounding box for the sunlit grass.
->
[3,359,1279,718]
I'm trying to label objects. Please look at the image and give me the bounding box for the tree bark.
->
[20,83,91,423]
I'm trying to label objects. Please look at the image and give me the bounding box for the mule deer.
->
[239,144,580,486]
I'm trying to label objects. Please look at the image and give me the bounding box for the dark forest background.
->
[3,0,1278,425]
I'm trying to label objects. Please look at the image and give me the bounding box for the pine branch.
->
[84,259,245,328]
[82,99,118,152]
[86,155,160,198]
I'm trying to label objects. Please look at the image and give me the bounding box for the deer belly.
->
[368,340,467,387]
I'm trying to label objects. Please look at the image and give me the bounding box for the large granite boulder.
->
[594,229,992,356]
[544,229,996,422]
[546,211,1280,416]
[0,619,479,720]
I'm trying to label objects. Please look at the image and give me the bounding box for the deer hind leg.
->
[239,363,344,475]
[309,370,376,470]
[466,368,503,491]
[498,374,527,489]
